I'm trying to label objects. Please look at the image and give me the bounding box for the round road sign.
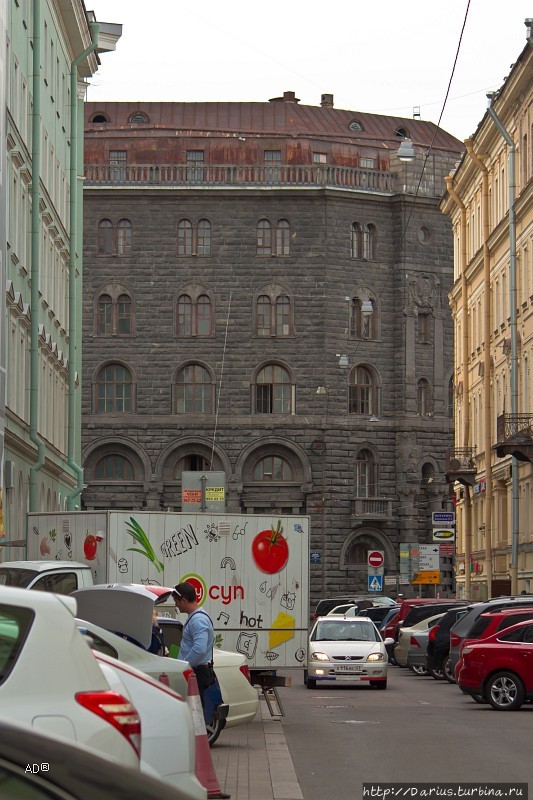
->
[368,550,384,568]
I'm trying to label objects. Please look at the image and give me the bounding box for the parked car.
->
[357,604,399,626]
[306,616,393,690]
[406,629,431,675]
[457,618,533,710]
[0,716,199,800]
[449,597,533,675]
[394,612,445,667]
[0,586,140,768]
[382,598,456,642]
[158,617,259,736]
[454,606,533,684]
[95,651,206,799]
[313,595,395,619]
[426,605,471,681]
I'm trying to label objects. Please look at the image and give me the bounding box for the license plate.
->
[335,664,363,673]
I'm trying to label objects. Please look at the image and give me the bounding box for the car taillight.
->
[409,636,420,647]
[450,633,461,649]
[239,664,251,683]
[428,625,440,642]
[76,691,141,757]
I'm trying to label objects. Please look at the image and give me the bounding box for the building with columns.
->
[441,20,533,599]
[81,95,463,605]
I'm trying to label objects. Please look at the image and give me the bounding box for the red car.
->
[457,618,533,710]
[454,607,533,681]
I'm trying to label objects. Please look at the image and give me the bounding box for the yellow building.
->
[441,21,533,599]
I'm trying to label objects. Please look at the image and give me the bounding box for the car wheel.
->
[486,671,525,711]
[371,681,387,690]
[443,658,456,684]
[206,714,225,746]
[430,666,444,680]
[303,669,308,685]
[306,678,317,690]
[409,664,428,676]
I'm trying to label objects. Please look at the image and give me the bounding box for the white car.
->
[0,586,140,767]
[306,616,393,690]
[95,652,206,800]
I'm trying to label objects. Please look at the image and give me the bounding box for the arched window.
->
[349,366,378,415]
[178,219,193,255]
[129,112,148,123]
[345,541,369,565]
[257,220,272,255]
[117,294,132,335]
[276,296,290,335]
[97,294,112,334]
[276,219,290,255]
[351,298,376,339]
[417,378,431,415]
[253,455,293,481]
[95,455,134,480]
[257,295,272,336]
[255,364,292,414]
[96,364,132,413]
[175,364,213,413]
[98,219,114,255]
[255,288,292,336]
[355,449,377,498]
[91,113,108,123]
[177,294,212,336]
[96,291,132,336]
[174,455,212,476]
[117,219,132,255]
[363,224,376,259]
[351,222,362,258]
[197,220,211,255]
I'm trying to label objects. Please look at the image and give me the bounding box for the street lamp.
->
[397,139,415,162]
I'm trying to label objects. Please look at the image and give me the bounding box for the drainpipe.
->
[29,0,45,511]
[486,94,518,594]
[445,175,472,600]
[465,139,493,597]
[66,21,100,510]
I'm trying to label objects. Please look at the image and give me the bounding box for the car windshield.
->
[312,621,379,642]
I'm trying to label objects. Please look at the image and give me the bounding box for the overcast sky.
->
[87,0,531,142]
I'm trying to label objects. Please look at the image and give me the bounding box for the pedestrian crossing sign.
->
[368,574,383,592]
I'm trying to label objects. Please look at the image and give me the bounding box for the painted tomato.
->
[252,523,289,574]
[83,533,97,561]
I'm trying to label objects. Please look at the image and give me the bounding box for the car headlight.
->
[367,652,386,662]
[311,651,329,661]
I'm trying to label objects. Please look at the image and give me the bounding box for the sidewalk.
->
[210,698,303,800]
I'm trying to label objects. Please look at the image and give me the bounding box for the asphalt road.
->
[278,666,532,800]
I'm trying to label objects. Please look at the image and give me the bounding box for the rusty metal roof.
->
[85,99,463,154]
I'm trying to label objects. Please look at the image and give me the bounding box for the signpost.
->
[411,570,441,585]
[368,574,383,592]
[367,550,384,593]
[367,550,384,569]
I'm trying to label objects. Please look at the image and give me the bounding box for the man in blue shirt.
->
[173,581,215,705]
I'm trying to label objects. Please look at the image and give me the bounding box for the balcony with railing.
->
[445,448,476,486]
[84,163,398,194]
[351,497,394,523]
[495,414,533,462]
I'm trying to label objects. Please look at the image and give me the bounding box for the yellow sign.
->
[205,487,225,501]
[411,570,441,585]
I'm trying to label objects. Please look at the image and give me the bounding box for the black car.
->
[358,604,399,626]
[394,601,465,641]
[0,716,192,800]
[425,605,471,681]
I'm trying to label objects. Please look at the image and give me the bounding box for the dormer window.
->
[129,112,149,124]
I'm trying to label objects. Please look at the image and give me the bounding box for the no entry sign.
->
[367,550,384,568]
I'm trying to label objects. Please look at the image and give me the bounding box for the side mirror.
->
[383,637,395,647]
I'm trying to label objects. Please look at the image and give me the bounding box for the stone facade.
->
[82,98,463,606]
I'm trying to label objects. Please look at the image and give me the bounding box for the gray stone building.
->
[82,94,463,605]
